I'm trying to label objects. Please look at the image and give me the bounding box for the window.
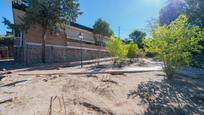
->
[14,30,24,47]
[14,30,21,38]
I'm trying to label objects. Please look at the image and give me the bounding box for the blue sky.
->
[0,0,167,38]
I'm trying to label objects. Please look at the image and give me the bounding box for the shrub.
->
[106,36,128,66]
[137,49,146,58]
[144,15,203,79]
[106,36,128,59]
[127,41,139,62]
[0,36,13,44]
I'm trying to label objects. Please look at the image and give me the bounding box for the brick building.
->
[12,1,109,64]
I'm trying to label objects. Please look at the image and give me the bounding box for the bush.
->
[106,36,128,64]
[116,59,129,68]
[127,41,139,62]
[137,49,146,58]
[0,36,13,44]
[144,15,203,79]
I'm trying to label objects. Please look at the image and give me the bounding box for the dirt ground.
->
[0,60,204,115]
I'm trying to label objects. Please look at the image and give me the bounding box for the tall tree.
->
[93,18,113,64]
[129,30,146,48]
[185,0,204,27]
[93,18,113,42]
[144,15,203,78]
[3,0,82,63]
[159,0,185,25]
[184,0,204,67]
[127,41,139,62]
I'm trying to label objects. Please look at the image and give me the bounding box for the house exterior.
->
[0,47,9,59]
[0,32,14,59]
[12,1,109,64]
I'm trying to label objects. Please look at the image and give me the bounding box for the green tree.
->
[105,36,128,61]
[129,30,146,48]
[127,41,139,61]
[184,0,204,66]
[93,18,113,46]
[144,15,203,78]
[185,0,204,27]
[93,18,113,38]
[93,18,113,64]
[3,0,82,63]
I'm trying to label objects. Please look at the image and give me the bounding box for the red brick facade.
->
[12,8,109,64]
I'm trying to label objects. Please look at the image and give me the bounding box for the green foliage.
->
[2,17,25,32]
[0,36,13,42]
[185,0,204,66]
[185,0,204,28]
[127,41,139,59]
[3,0,82,32]
[144,15,203,78]
[26,0,82,63]
[93,18,113,37]
[137,49,146,58]
[105,36,141,67]
[24,0,82,31]
[0,36,13,46]
[2,17,13,29]
[105,36,129,67]
[129,30,146,48]
[3,0,82,63]
[105,36,128,60]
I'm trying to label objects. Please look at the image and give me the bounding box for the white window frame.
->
[14,30,24,48]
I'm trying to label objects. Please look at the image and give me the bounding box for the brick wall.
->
[25,25,97,46]
[13,47,24,63]
[14,24,109,64]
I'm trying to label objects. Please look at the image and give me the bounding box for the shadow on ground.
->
[86,64,115,73]
[0,60,69,71]
[0,59,114,72]
[128,77,204,115]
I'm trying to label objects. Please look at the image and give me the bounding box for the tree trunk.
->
[42,26,47,63]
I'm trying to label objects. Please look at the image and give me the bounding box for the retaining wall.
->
[15,44,108,64]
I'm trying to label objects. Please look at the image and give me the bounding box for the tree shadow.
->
[0,59,71,71]
[128,77,204,115]
[86,63,115,73]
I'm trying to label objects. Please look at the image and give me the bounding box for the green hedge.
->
[0,36,13,47]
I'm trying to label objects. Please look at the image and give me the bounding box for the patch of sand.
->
[0,60,203,115]
[0,71,164,115]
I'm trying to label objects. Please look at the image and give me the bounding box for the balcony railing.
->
[67,41,106,50]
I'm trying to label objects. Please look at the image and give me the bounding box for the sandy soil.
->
[0,60,203,115]
[0,71,165,115]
